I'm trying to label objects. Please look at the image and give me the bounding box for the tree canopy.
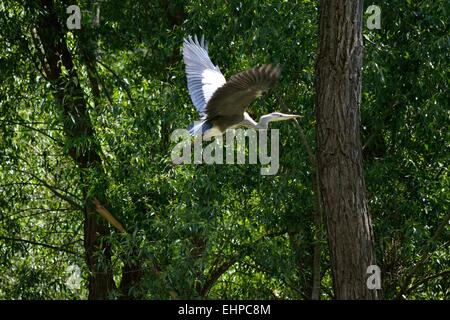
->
[0,0,448,299]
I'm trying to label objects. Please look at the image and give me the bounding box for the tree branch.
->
[406,269,450,295]
[92,198,127,233]
[14,169,83,210]
[7,121,64,146]
[199,260,236,297]
[199,230,288,297]
[0,235,78,255]
[397,211,450,299]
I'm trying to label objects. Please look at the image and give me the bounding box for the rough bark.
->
[315,0,377,299]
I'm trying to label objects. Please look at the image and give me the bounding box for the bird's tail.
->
[188,119,213,136]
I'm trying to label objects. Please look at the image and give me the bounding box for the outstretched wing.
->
[205,64,281,119]
[183,35,226,116]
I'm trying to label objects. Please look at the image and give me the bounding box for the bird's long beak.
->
[283,114,301,119]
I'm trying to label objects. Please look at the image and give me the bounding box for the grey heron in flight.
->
[183,35,299,140]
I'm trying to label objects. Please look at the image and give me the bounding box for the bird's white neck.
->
[242,112,272,129]
[242,112,298,130]
[256,114,273,129]
[242,112,258,128]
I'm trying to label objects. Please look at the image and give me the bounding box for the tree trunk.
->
[315,0,377,299]
[32,0,115,299]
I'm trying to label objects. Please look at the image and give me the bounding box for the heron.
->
[183,35,299,140]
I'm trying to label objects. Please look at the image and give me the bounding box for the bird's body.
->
[183,35,299,138]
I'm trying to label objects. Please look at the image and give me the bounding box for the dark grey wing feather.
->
[204,64,281,118]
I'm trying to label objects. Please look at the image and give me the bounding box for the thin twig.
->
[0,235,78,255]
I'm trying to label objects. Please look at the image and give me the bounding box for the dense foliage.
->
[0,0,448,299]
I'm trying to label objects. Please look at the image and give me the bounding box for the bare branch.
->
[0,235,78,255]
[92,198,127,233]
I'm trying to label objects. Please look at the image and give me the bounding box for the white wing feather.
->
[183,35,226,116]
